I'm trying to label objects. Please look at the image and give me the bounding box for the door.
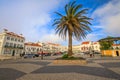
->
[116,51,119,56]
[12,50,15,56]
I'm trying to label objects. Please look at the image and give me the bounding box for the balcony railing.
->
[4,45,24,49]
[4,45,14,48]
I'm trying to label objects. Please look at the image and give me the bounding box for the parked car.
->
[44,53,51,56]
[34,54,39,57]
[24,54,36,58]
[94,51,101,54]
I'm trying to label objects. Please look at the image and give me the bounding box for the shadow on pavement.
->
[99,62,120,68]
[32,65,120,79]
[0,68,26,80]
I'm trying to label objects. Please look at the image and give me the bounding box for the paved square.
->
[0,56,120,80]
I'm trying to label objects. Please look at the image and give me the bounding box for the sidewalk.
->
[0,56,21,61]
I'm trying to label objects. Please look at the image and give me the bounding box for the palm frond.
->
[55,12,64,17]
[79,19,92,25]
[73,4,82,15]
[52,21,60,26]
[75,9,89,17]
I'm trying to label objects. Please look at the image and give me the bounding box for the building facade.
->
[101,44,120,57]
[0,29,25,57]
[92,42,101,52]
[25,42,41,54]
[37,42,67,53]
[80,41,100,52]
[72,45,81,53]
[101,50,120,57]
[59,45,68,52]
[112,44,120,49]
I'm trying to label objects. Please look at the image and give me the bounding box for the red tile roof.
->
[112,44,120,46]
[93,42,98,44]
[6,32,25,39]
[81,41,90,45]
[25,43,41,47]
[47,42,60,46]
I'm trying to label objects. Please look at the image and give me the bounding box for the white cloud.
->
[92,25,103,29]
[92,0,120,37]
[0,0,69,43]
[83,33,102,42]
[41,34,64,43]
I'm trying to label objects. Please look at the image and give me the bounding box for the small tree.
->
[99,41,113,50]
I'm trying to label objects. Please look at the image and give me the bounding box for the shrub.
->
[69,56,75,59]
[62,54,68,59]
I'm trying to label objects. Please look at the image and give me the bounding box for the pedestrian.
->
[90,53,92,58]
[92,51,95,57]
[41,51,43,60]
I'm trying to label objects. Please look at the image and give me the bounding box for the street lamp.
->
[41,43,44,60]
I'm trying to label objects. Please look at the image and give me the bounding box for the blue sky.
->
[0,0,120,45]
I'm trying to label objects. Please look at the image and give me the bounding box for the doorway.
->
[116,51,119,56]
[12,50,15,56]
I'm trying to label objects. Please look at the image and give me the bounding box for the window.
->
[15,38,17,41]
[20,45,22,47]
[18,39,20,42]
[5,42,9,46]
[4,49,11,54]
[7,37,10,40]
[10,43,13,47]
[37,48,39,51]
[21,40,24,42]
[11,38,14,41]
[14,44,16,48]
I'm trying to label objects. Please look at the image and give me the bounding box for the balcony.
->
[17,46,24,49]
[4,45,14,48]
[4,45,24,49]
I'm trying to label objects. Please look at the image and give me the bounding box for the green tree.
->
[99,41,113,50]
[53,1,92,56]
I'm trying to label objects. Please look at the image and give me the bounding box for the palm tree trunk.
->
[68,30,73,56]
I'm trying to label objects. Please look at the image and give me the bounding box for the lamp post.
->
[90,41,94,57]
[41,44,44,60]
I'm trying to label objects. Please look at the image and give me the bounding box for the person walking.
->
[90,53,92,58]
[41,51,43,60]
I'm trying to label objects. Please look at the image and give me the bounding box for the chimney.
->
[20,34,23,37]
[3,29,8,33]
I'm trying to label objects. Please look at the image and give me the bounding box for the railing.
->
[4,45,24,49]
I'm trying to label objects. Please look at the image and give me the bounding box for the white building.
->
[112,44,120,49]
[80,41,91,52]
[25,42,41,54]
[37,42,67,53]
[37,42,50,53]
[72,45,81,53]
[80,41,100,52]
[92,42,100,52]
[59,45,68,52]
[47,42,68,53]
[0,29,25,57]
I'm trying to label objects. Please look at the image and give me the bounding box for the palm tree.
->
[53,1,92,56]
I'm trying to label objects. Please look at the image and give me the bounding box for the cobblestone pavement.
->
[0,55,120,80]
